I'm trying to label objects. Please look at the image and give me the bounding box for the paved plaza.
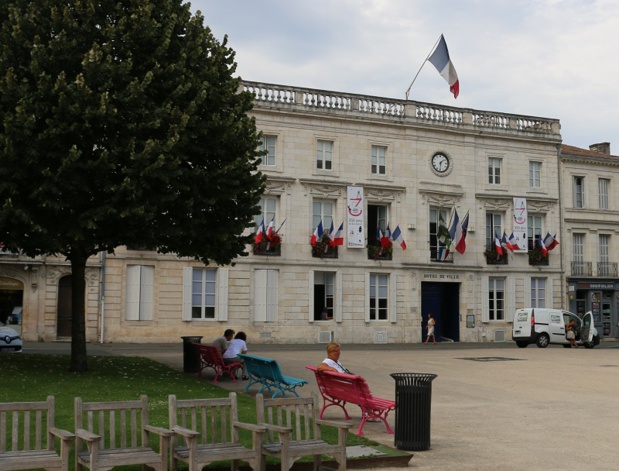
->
[26,340,619,470]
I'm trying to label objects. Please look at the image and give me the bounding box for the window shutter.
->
[390,273,397,323]
[125,266,140,321]
[217,268,229,321]
[365,273,371,323]
[254,269,267,322]
[308,271,315,323]
[266,270,279,322]
[524,276,531,307]
[481,275,489,323]
[182,267,192,321]
[506,277,515,322]
[547,277,554,309]
[140,266,154,321]
[335,271,343,323]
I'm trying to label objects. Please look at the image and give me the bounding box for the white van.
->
[512,308,600,348]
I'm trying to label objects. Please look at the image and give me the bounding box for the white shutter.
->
[217,268,229,321]
[390,273,397,323]
[547,277,554,308]
[125,266,140,321]
[266,270,278,321]
[182,267,192,321]
[524,276,531,307]
[506,277,515,322]
[481,275,489,323]
[365,272,371,323]
[140,266,154,321]
[309,271,315,323]
[254,269,267,322]
[335,271,343,323]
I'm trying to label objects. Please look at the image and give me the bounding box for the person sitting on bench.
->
[317,342,351,374]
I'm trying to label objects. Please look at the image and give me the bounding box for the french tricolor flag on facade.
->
[428,34,460,99]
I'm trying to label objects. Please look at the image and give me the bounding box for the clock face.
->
[432,153,450,173]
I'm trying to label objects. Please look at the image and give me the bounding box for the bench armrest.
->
[144,424,175,437]
[171,425,200,438]
[49,427,76,441]
[75,428,101,443]
[316,419,353,430]
[259,422,292,435]
[233,421,267,433]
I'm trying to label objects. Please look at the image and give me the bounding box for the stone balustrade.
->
[243,80,561,140]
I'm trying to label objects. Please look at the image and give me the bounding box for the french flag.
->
[428,34,459,99]
[266,216,275,237]
[254,219,265,244]
[331,223,344,247]
[310,220,323,247]
[544,232,559,251]
[502,231,514,252]
[391,225,407,250]
[494,233,504,256]
[508,232,520,251]
[454,210,469,254]
[538,235,548,256]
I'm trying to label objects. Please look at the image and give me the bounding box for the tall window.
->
[368,204,388,247]
[369,274,389,320]
[125,265,154,321]
[527,214,543,250]
[573,176,585,208]
[254,269,278,322]
[191,268,216,319]
[485,212,503,248]
[313,271,335,320]
[255,196,277,227]
[599,234,610,276]
[488,158,501,185]
[371,145,386,175]
[312,200,334,233]
[572,233,585,276]
[529,161,541,188]
[429,206,452,261]
[316,140,333,170]
[488,278,505,321]
[599,178,609,210]
[530,278,546,308]
[258,135,277,166]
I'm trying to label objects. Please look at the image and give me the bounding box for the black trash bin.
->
[181,336,203,373]
[390,372,438,451]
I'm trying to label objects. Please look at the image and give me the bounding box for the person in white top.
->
[222,331,249,379]
[317,342,351,374]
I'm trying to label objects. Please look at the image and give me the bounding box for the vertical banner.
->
[347,186,365,248]
[513,197,528,253]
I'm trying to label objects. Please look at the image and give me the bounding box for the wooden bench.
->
[238,353,307,398]
[168,392,266,471]
[194,343,243,382]
[306,365,395,436]
[74,395,173,471]
[0,396,75,471]
[256,392,350,471]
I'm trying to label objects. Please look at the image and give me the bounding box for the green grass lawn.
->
[0,353,402,470]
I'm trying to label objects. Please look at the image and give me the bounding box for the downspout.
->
[556,143,565,309]
[99,251,106,344]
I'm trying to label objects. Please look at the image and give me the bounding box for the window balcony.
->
[597,262,618,277]
[311,235,338,259]
[571,261,592,276]
[528,247,549,266]
[253,233,282,256]
[367,245,392,261]
[484,245,508,265]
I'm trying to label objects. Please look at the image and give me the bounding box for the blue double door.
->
[421,282,460,343]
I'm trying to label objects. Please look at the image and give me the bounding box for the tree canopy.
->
[0,0,265,371]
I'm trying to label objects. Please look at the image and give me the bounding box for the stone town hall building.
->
[2,80,614,345]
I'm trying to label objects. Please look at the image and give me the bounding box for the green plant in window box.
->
[368,238,393,260]
[253,232,282,256]
[528,246,549,266]
[311,233,338,258]
[483,245,507,264]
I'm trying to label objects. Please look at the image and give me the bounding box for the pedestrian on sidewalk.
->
[425,313,436,345]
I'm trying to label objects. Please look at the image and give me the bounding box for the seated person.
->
[320,307,333,320]
[317,341,351,374]
[212,328,235,354]
[222,331,249,379]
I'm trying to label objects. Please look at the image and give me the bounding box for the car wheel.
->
[562,344,571,348]
[584,342,595,349]
[516,341,528,348]
[536,333,550,348]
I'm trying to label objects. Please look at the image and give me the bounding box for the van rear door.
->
[581,311,594,343]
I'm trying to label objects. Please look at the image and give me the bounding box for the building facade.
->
[2,81,571,345]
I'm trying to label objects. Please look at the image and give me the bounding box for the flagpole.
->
[405,35,442,101]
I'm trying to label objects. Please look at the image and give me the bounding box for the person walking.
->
[425,313,437,345]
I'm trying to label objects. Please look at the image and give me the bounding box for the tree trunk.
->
[69,253,88,372]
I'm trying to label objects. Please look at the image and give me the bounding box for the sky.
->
[190,0,619,152]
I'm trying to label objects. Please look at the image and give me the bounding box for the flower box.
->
[528,247,549,266]
[311,234,338,259]
[367,244,392,261]
[253,232,282,256]
[484,245,508,265]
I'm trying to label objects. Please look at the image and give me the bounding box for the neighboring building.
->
[560,142,619,339]
[1,81,568,344]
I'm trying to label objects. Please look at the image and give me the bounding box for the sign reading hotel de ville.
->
[513,197,528,253]
[347,186,365,248]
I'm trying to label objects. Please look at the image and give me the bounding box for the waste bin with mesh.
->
[390,372,438,451]
[181,336,203,373]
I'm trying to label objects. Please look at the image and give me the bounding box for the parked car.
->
[0,321,22,352]
[512,308,600,349]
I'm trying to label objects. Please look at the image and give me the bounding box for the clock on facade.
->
[431,152,451,174]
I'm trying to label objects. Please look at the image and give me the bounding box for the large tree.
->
[0,0,265,372]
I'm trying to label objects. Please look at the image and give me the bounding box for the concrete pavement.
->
[24,340,619,470]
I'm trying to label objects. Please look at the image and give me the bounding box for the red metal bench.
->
[194,343,242,383]
[306,365,395,436]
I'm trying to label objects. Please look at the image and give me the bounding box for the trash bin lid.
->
[390,373,437,384]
